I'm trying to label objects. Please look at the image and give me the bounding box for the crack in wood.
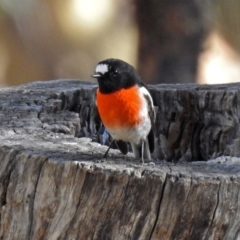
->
[28,158,48,240]
[148,173,167,240]
[0,150,18,208]
[204,181,222,240]
[61,167,88,239]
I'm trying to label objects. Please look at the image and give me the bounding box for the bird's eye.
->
[112,70,118,77]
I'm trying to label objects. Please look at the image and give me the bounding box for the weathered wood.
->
[0,80,239,240]
[152,83,240,162]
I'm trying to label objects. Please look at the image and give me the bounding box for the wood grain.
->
[0,80,239,239]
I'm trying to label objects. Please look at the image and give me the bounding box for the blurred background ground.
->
[0,0,239,86]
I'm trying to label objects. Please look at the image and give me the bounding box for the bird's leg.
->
[141,139,145,164]
[103,140,115,159]
[140,139,155,166]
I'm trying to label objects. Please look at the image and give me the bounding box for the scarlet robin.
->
[91,58,155,163]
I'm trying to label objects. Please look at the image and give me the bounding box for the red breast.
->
[96,85,143,129]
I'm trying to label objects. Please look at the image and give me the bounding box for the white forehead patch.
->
[95,63,108,74]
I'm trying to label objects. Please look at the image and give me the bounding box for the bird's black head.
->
[91,58,142,93]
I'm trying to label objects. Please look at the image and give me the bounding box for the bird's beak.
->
[91,72,102,78]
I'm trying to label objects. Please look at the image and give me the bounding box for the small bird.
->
[91,58,155,163]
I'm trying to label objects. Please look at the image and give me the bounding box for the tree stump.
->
[0,80,239,240]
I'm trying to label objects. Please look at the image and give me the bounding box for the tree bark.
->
[153,83,240,162]
[0,80,239,239]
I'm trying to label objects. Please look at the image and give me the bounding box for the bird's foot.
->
[139,159,156,167]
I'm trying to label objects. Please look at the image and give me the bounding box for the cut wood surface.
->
[0,80,239,240]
